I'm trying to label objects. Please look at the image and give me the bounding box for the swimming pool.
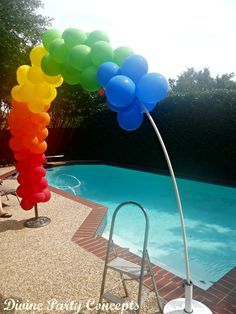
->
[46,164,236,290]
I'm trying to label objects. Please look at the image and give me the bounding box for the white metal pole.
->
[139,102,192,313]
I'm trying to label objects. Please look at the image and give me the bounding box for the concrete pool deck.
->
[0,167,235,314]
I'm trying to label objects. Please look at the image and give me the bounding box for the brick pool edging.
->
[49,187,236,314]
[1,169,235,314]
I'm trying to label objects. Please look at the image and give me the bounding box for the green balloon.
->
[86,30,109,47]
[49,38,67,63]
[69,45,91,70]
[62,28,86,48]
[80,66,101,92]
[90,41,114,66]
[61,62,81,85]
[113,46,134,66]
[42,29,62,51]
[41,54,61,76]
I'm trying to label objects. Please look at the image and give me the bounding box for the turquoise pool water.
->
[46,164,236,289]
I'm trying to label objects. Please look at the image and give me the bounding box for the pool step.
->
[107,257,149,278]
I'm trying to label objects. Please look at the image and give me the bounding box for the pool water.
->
[46,164,236,289]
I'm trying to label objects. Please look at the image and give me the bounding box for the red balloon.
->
[16,185,25,198]
[20,197,34,211]
[43,188,51,202]
[33,177,48,191]
[30,166,46,180]
[31,192,45,203]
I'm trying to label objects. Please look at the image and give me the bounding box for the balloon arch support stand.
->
[8,28,213,314]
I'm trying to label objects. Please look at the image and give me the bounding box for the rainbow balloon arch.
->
[8,28,212,314]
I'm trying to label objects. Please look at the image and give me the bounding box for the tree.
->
[0,0,52,108]
[170,67,236,93]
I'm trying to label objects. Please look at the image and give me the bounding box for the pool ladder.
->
[99,201,163,313]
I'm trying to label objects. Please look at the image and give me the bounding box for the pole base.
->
[163,298,212,314]
[24,216,51,228]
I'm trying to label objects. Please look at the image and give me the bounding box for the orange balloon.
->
[30,112,50,126]
[14,149,30,161]
[9,137,24,152]
[31,141,47,154]
[44,103,51,112]
[22,136,39,150]
[37,128,48,141]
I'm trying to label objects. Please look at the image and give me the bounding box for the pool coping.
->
[1,168,236,314]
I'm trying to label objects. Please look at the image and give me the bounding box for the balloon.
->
[97,62,120,87]
[86,30,109,47]
[31,112,50,126]
[35,82,51,98]
[61,62,81,85]
[30,46,47,66]
[31,192,45,203]
[44,73,62,85]
[62,28,86,48]
[9,137,23,151]
[90,41,113,66]
[136,73,169,103]
[43,189,51,202]
[16,65,30,84]
[120,54,148,83]
[21,197,34,210]
[117,101,143,131]
[69,45,91,70]
[113,46,134,66]
[49,38,67,63]
[142,101,157,112]
[42,29,62,50]
[27,66,44,84]
[41,54,61,76]
[105,75,136,108]
[28,100,45,113]
[34,177,48,191]
[19,82,35,102]
[14,150,29,161]
[30,166,46,180]
[80,66,101,92]
[107,102,120,112]
[37,128,49,141]
[11,85,24,102]
[31,141,47,154]
[22,136,39,150]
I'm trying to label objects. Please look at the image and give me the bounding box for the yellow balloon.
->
[54,76,63,87]
[28,66,44,84]
[28,99,45,113]
[44,73,61,84]
[30,46,47,67]
[43,86,57,104]
[20,82,36,101]
[16,65,30,84]
[11,85,24,102]
[36,82,51,99]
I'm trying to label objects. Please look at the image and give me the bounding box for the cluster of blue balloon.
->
[97,54,168,131]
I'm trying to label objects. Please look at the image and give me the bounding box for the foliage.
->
[0,0,52,119]
[49,85,106,127]
[169,67,236,93]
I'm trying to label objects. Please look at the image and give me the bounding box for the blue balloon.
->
[105,75,136,108]
[117,100,143,131]
[107,101,120,112]
[136,73,168,103]
[97,62,120,87]
[142,101,157,112]
[120,54,148,83]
